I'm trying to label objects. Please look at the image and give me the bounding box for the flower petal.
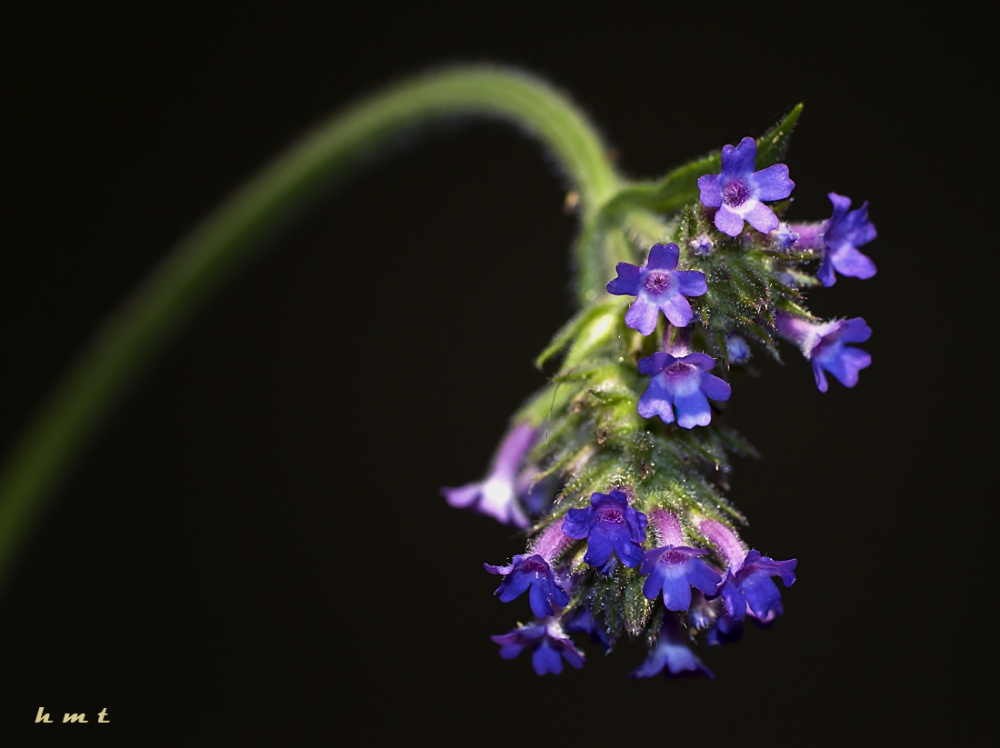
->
[625,296,660,335]
[638,380,676,424]
[831,246,877,279]
[674,390,712,429]
[647,243,680,270]
[714,206,745,237]
[699,372,732,402]
[698,173,722,207]
[659,294,694,328]
[722,137,757,178]
[752,163,794,201]
[743,202,779,234]
[674,270,707,297]
[607,262,641,296]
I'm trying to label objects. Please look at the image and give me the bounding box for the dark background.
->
[0,6,979,746]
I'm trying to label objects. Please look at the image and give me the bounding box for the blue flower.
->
[724,335,751,364]
[817,192,877,286]
[697,137,795,237]
[699,519,796,623]
[563,605,610,651]
[484,554,569,618]
[491,620,585,676]
[641,545,722,612]
[630,617,713,679]
[562,490,648,568]
[772,222,800,250]
[440,422,536,526]
[715,550,797,622]
[637,352,731,428]
[776,312,872,392]
[689,233,714,256]
[606,243,707,335]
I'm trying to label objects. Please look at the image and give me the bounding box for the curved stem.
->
[0,65,621,594]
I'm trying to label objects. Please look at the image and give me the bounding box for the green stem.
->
[0,65,621,594]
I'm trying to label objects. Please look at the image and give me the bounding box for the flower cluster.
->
[441,111,876,677]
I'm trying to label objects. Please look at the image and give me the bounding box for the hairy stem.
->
[0,65,621,594]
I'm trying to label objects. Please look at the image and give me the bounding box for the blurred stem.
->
[0,65,622,595]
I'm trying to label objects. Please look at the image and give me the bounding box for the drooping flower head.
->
[630,616,713,680]
[776,312,872,392]
[641,510,722,611]
[637,352,731,428]
[818,192,877,286]
[606,243,707,335]
[562,490,648,568]
[440,422,536,526]
[699,519,797,623]
[697,137,795,237]
[491,620,585,676]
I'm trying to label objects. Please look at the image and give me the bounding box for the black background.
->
[0,6,980,746]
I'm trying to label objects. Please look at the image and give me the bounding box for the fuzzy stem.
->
[0,66,622,595]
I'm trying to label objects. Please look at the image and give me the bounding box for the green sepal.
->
[623,569,652,639]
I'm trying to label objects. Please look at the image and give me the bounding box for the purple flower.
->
[642,546,721,612]
[724,335,751,364]
[689,233,714,256]
[697,137,795,237]
[563,605,610,651]
[637,352,731,428]
[606,243,707,335]
[699,519,796,623]
[484,554,569,618]
[562,490,648,568]
[641,509,721,611]
[772,222,800,250]
[817,192,877,287]
[440,422,536,527]
[491,620,585,676]
[630,617,713,679]
[716,551,797,622]
[775,312,872,392]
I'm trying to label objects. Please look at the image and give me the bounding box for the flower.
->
[630,617,713,679]
[724,335,751,364]
[606,243,707,334]
[491,620,585,675]
[716,550,797,622]
[562,490,648,568]
[484,553,569,618]
[699,519,796,623]
[641,509,721,611]
[440,422,536,526]
[563,605,610,650]
[772,222,800,250]
[689,233,714,256]
[637,352,731,428]
[817,192,877,287]
[775,312,872,392]
[697,136,795,237]
[641,546,721,612]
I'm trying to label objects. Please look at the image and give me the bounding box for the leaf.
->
[535,304,605,369]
